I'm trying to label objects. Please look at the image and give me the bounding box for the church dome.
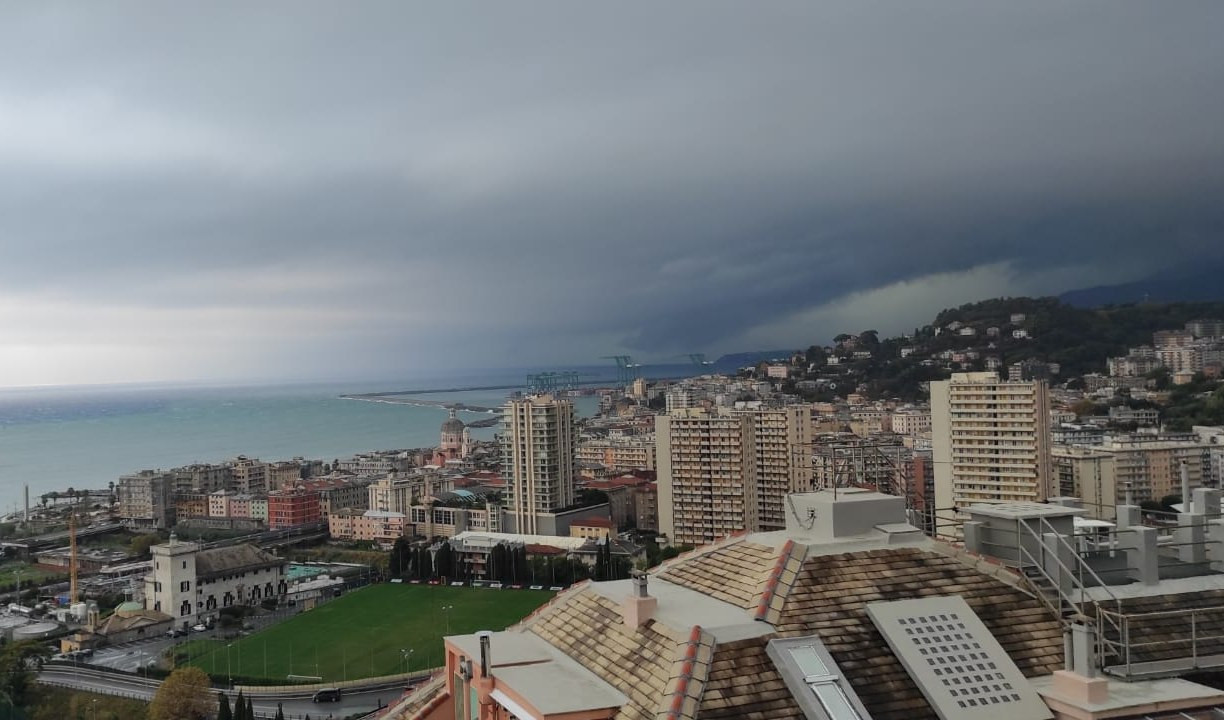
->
[441,409,465,434]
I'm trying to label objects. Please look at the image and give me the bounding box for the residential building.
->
[338,452,413,475]
[889,409,932,436]
[1093,437,1211,506]
[117,470,176,530]
[1052,446,1119,519]
[369,469,453,515]
[664,388,696,413]
[575,436,656,472]
[170,463,231,494]
[294,475,372,519]
[931,372,1053,510]
[266,489,321,529]
[407,502,503,538]
[634,482,658,532]
[731,405,813,530]
[1187,319,1224,339]
[207,490,234,518]
[174,493,209,520]
[569,516,614,540]
[656,408,757,545]
[144,539,287,628]
[227,456,267,495]
[501,394,578,535]
[328,509,408,544]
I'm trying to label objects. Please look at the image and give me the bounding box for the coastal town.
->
[3,298,1224,718]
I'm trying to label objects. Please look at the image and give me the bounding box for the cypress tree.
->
[217,692,233,720]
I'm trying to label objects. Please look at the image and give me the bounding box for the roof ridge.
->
[754,540,805,625]
[654,535,743,575]
[657,625,716,720]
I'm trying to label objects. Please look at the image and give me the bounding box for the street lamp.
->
[226,643,233,688]
[441,605,454,635]
[401,648,414,675]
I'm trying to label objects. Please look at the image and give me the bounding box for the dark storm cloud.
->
[0,1,1222,383]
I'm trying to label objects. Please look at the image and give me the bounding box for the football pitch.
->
[182,583,554,683]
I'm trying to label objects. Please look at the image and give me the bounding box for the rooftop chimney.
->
[1050,622,1108,705]
[623,570,658,629]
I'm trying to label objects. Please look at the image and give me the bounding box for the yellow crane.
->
[69,512,79,605]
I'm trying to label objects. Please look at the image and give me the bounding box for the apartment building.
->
[368,469,453,515]
[931,372,1053,511]
[500,394,577,535]
[328,509,408,544]
[575,436,657,472]
[266,489,321,530]
[228,456,268,495]
[732,405,813,530]
[1094,437,1211,507]
[890,410,932,436]
[117,470,176,530]
[170,463,231,494]
[294,475,372,519]
[1052,446,1119,519]
[656,408,758,546]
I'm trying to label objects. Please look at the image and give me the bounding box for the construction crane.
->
[69,512,79,605]
[601,355,641,386]
[526,371,580,394]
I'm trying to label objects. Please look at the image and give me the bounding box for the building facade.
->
[731,405,813,530]
[501,394,577,535]
[931,372,1053,511]
[266,489,321,529]
[117,470,176,530]
[145,539,287,627]
[656,408,758,546]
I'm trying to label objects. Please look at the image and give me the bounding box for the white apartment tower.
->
[931,372,1053,511]
[501,394,577,534]
[657,408,758,546]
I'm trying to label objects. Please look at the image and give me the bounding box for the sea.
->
[0,371,606,515]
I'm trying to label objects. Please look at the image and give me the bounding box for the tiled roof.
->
[773,546,1065,720]
[657,539,784,610]
[195,544,284,578]
[697,637,802,720]
[527,588,686,720]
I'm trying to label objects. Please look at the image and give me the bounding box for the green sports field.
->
[181,583,554,683]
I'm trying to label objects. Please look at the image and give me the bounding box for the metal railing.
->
[1010,516,1125,665]
[1097,604,1224,678]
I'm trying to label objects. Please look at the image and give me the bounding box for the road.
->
[39,665,419,719]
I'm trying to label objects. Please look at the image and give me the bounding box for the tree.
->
[217,692,233,720]
[245,696,254,720]
[389,537,410,578]
[233,690,247,720]
[0,640,50,709]
[149,667,213,720]
[130,533,161,556]
[276,702,286,720]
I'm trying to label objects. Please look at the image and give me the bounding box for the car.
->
[192,623,208,632]
[166,628,187,638]
[312,688,342,703]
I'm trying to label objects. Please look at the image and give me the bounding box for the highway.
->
[39,664,421,719]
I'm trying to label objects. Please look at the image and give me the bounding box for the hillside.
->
[1060,258,1224,307]
[787,297,1224,401]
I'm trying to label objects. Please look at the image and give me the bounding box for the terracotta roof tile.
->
[659,540,783,610]
[774,547,1065,720]
[530,589,684,720]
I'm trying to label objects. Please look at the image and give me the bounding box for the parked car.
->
[191,623,208,632]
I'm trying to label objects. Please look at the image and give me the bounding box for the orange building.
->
[267,489,321,529]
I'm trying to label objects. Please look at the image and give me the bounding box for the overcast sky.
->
[1,2,1222,387]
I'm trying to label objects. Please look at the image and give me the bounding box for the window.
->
[182,561,187,569]
[180,581,190,592]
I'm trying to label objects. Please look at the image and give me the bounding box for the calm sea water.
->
[0,374,602,513]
